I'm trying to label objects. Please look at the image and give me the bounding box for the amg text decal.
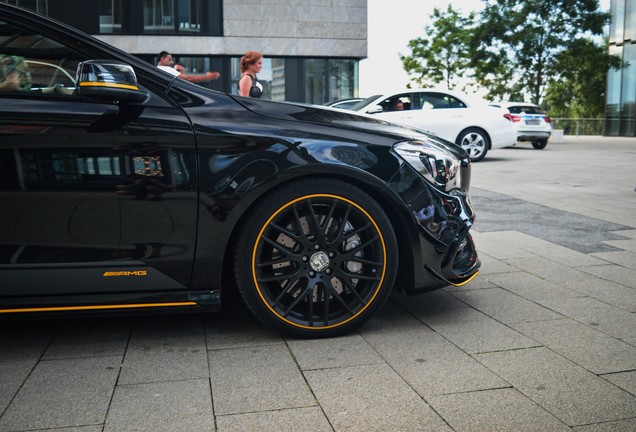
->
[103,271,148,277]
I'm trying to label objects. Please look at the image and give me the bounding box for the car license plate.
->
[526,119,540,125]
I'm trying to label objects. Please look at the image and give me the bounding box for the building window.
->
[177,0,201,33]
[305,59,358,105]
[143,0,202,34]
[620,43,636,136]
[328,60,358,103]
[1,0,47,14]
[144,0,174,33]
[626,0,636,41]
[305,59,327,105]
[606,45,623,136]
[99,0,121,34]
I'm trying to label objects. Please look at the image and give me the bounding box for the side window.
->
[420,93,467,109]
[447,95,467,108]
[0,19,88,96]
[380,93,412,112]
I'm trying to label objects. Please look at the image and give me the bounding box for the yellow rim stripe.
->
[0,302,197,314]
[79,81,139,91]
[252,193,387,331]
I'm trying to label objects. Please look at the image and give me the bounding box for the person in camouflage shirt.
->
[0,54,32,91]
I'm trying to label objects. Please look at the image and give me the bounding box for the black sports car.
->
[0,4,480,337]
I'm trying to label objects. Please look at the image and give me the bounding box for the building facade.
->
[607,0,636,136]
[1,0,366,103]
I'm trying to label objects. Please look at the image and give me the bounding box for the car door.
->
[0,18,198,298]
[406,92,467,141]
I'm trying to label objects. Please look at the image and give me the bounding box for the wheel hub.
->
[309,251,330,272]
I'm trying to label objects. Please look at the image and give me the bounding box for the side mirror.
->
[76,60,148,103]
[366,105,384,114]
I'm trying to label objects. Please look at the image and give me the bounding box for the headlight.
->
[393,140,461,191]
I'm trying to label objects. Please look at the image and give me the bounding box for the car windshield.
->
[509,105,544,114]
[350,94,382,111]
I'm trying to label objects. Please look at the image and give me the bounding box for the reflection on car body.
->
[0,3,480,337]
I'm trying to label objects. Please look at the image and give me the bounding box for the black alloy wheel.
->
[234,179,398,338]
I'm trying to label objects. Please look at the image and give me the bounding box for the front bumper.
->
[387,160,481,294]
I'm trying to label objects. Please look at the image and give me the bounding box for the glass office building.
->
[2,0,364,104]
[607,0,636,136]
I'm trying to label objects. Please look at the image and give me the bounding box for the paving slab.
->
[360,325,509,397]
[580,263,636,289]
[505,256,601,283]
[42,317,131,360]
[537,297,636,340]
[561,277,636,313]
[216,407,332,432]
[204,298,284,350]
[0,326,56,414]
[483,271,583,301]
[511,319,636,374]
[208,343,315,416]
[450,287,563,324]
[287,333,384,371]
[573,419,636,432]
[118,315,209,385]
[590,250,636,270]
[429,388,571,431]
[105,379,215,432]
[601,371,636,396]
[0,356,120,431]
[475,347,636,426]
[304,363,452,431]
[409,305,539,354]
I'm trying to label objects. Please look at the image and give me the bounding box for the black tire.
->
[532,139,548,149]
[456,127,490,162]
[234,178,398,338]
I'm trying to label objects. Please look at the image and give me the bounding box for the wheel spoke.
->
[272,278,304,309]
[305,199,323,241]
[270,221,301,242]
[261,236,295,257]
[324,281,355,315]
[282,283,311,317]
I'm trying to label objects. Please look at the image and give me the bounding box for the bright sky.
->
[359,0,612,96]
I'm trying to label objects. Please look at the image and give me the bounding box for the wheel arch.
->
[220,171,415,297]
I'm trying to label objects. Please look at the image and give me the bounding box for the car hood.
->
[229,96,470,160]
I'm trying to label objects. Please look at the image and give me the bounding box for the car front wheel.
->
[457,128,490,162]
[234,178,398,338]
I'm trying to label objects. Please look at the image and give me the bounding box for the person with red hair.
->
[238,50,263,98]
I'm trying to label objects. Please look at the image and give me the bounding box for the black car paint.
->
[0,4,479,326]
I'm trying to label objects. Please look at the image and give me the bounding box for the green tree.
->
[400,5,475,90]
[471,0,611,104]
[545,38,623,118]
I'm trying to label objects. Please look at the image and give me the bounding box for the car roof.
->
[494,101,540,108]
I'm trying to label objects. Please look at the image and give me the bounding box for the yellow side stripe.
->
[79,81,139,91]
[0,302,197,314]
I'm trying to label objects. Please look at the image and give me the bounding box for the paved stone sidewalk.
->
[0,136,635,431]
